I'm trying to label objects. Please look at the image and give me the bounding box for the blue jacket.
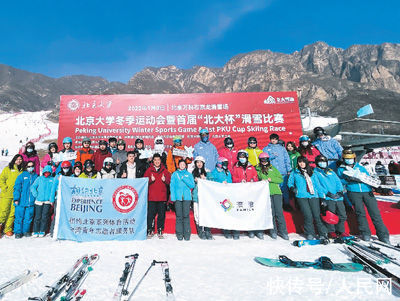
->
[312,136,343,161]
[262,143,292,175]
[30,166,56,203]
[287,169,323,199]
[207,168,233,184]
[314,167,344,201]
[13,171,38,207]
[336,163,372,192]
[193,141,219,172]
[170,169,195,201]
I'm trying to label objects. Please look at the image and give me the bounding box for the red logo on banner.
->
[112,185,138,213]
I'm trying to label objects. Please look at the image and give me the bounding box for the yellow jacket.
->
[78,173,97,179]
[245,147,263,167]
[0,165,23,199]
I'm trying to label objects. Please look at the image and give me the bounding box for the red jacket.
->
[232,163,258,183]
[144,164,171,202]
[300,146,321,168]
[218,147,238,173]
[93,149,112,172]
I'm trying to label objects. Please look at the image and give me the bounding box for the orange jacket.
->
[166,146,193,173]
[76,147,95,165]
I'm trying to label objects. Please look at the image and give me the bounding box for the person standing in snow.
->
[232,150,261,239]
[19,141,40,175]
[0,154,24,238]
[245,137,263,167]
[312,126,343,169]
[256,152,289,240]
[313,155,347,238]
[191,156,212,240]
[93,140,112,172]
[144,153,171,239]
[166,136,193,173]
[218,137,238,173]
[298,135,321,168]
[288,156,328,240]
[96,157,117,179]
[207,157,234,239]
[113,139,128,174]
[263,133,292,212]
[193,128,219,172]
[30,165,55,237]
[170,160,195,241]
[41,142,59,174]
[336,150,390,244]
[13,161,38,238]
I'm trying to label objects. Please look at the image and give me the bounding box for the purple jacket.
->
[20,153,40,175]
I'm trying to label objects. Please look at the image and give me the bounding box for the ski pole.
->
[126,260,157,300]
[122,254,139,295]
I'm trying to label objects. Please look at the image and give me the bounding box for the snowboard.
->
[254,256,364,272]
[293,236,356,247]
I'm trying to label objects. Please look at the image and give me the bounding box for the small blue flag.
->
[357,104,374,118]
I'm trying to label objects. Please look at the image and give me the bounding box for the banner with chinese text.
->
[197,179,273,230]
[58,92,302,150]
[54,176,148,242]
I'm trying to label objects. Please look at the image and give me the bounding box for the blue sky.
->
[1,0,399,82]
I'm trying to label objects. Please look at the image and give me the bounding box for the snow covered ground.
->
[0,234,400,300]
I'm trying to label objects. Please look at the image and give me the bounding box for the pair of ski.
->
[345,242,400,296]
[29,254,99,301]
[292,235,356,247]
[0,269,40,298]
[113,254,174,301]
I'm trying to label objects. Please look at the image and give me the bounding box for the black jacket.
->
[117,159,146,178]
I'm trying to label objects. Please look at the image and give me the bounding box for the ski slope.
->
[0,234,399,300]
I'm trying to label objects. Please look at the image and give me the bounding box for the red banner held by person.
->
[58,92,303,150]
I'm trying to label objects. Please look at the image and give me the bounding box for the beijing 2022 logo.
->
[112,185,139,213]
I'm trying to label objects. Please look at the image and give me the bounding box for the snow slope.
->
[0,234,399,300]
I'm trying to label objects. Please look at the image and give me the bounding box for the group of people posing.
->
[0,126,391,244]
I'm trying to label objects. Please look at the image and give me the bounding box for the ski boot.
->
[15,233,23,239]
[147,230,154,239]
[361,234,371,242]
[24,232,32,237]
[328,232,337,239]
[248,231,255,238]
[223,230,232,239]
[255,232,264,240]
[279,233,289,240]
[205,231,213,240]
[157,229,165,239]
[269,230,277,239]
[306,234,315,240]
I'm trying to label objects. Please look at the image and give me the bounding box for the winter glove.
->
[320,200,328,215]
[368,191,374,197]
[327,192,343,199]
[326,192,334,199]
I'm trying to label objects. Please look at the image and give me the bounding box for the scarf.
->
[300,168,314,195]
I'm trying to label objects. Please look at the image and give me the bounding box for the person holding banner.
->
[232,150,262,239]
[218,137,237,173]
[144,153,171,239]
[166,136,193,173]
[118,151,146,179]
[207,157,237,239]
[93,140,112,172]
[256,153,289,240]
[192,156,212,240]
[72,162,82,177]
[170,159,195,241]
[41,142,59,174]
[76,138,94,165]
[55,137,76,174]
[288,156,328,240]
[193,129,219,172]
[79,160,97,179]
[113,139,127,174]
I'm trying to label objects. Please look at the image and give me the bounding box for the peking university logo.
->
[112,185,139,213]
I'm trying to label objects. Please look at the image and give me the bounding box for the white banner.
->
[198,179,273,230]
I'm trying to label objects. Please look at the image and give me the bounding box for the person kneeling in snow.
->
[97,157,117,179]
[79,160,97,179]
[30,165,55,238]
[13,161,38,238]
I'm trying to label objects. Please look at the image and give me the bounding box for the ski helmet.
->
[173,135,182,145]
[259,152,270,159]
[237,150,249,159]
[224,137,234,147]
[313,127,325,136]
[342,149,356,159]
[99,140,108,146]
[61,161,72,168]
[248,137,257,147]
[216,157,228,169]
[135,138,144,145]
[74,161,83,169]
[63,137,73,144]
[194,156,206,163]
[199,128,209,135]
[48,142,58,152]
[103,157,114,168]
[299,135,310,142]
[117,139,126,145]
[83,159,95,169]
[82,137,91,145]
